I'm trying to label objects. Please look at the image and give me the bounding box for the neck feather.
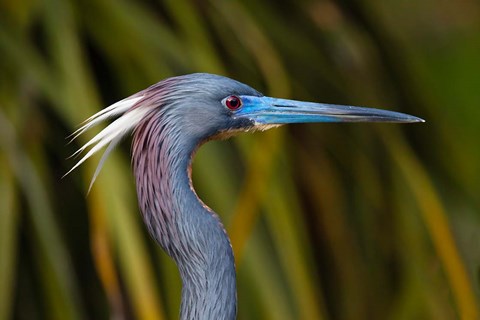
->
[132,112,236,320]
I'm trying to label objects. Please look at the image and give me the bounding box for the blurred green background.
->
[1,0,479,319]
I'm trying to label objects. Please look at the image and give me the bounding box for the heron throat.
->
[132,111,237,320]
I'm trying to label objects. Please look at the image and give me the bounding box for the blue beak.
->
[235,96,424,124]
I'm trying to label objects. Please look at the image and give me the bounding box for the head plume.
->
[66,76,184,191]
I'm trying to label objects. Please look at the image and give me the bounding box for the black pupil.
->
[228,97,239,109]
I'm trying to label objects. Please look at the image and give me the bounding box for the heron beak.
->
[236,96,424,124]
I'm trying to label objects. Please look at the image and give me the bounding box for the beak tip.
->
[397,114,425,123]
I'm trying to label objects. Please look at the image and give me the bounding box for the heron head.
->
[67,73,423,190]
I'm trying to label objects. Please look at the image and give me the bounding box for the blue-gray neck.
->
[132,112,236,320]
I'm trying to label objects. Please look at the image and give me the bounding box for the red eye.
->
[225,95,242,110]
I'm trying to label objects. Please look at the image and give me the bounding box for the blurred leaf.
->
[0,145,18,320]
[383,127,479,320]
[0,112,85,320]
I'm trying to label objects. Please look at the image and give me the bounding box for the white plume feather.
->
[66,95,148,190]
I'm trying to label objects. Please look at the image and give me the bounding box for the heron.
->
[68,73,423,319]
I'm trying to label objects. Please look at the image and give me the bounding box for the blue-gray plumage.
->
[69,73,423,320]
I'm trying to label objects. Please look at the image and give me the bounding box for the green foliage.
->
[1,0,479,319]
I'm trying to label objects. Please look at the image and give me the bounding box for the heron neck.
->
[132,120,236,320]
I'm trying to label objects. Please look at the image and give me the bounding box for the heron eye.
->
[225,95,242,110]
